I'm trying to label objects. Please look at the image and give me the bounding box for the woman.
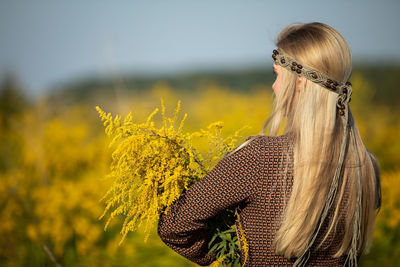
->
[157,22,381,266]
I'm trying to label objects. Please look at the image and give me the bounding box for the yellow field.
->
[0,72,399,266]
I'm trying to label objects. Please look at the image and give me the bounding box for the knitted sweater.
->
[157,133,349,266]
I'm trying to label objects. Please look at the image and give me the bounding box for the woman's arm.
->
[157,136,264,266]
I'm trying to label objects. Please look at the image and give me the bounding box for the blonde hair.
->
[232,22,381,263]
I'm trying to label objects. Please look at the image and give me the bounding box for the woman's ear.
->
[295,76,306,92]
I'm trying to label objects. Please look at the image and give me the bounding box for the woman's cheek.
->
[272,79,279,95]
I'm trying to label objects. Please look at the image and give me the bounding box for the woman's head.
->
[277,22,352,85]
[264,22,380,263]
[266,22,353,137]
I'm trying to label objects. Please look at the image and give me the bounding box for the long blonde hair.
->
[233,22,381,262]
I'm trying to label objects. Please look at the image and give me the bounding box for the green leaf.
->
[220,234,227,241]
[208,233,218,249]
[217,250,224,258]
[217,243,225,251]
[226,233,231,241]
[208,242,219,254]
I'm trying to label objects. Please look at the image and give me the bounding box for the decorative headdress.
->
[272,48,362,267]
[272,48,352,116]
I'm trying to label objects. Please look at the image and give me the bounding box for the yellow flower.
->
[96,98,248,248]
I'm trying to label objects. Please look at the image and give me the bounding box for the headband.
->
[272,48,362,267]
[272,48,352,117]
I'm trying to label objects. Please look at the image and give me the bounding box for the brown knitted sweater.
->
[157,133,349,266]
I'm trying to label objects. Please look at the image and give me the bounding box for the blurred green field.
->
[0,65,399,266]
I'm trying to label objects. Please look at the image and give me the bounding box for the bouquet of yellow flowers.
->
[96,99,249,266]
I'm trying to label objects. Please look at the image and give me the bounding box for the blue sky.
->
[0,0,399,99]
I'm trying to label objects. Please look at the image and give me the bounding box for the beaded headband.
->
[272,49,352,116]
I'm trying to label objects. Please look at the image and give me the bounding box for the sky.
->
[0,0,399,99]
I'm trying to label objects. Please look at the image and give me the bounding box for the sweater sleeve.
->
[157,136,264,266]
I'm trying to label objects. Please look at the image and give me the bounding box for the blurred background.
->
[1,1,399,266]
